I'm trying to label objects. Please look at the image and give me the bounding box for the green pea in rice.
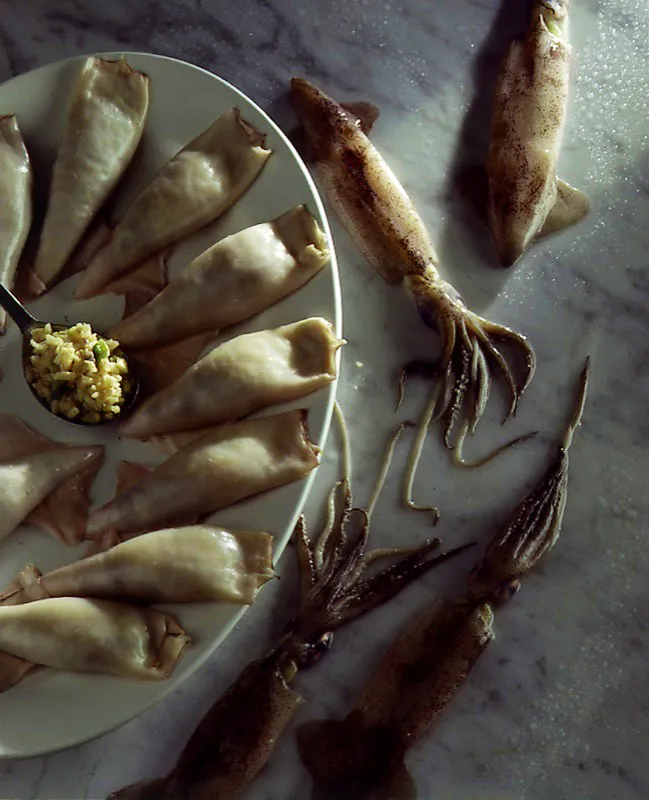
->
[27,323,131,424]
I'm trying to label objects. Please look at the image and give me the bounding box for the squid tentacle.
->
[108,404,475,800]
[314,479,346,572]
[454,424,539,469]
[297,360,591,798]
[295,516,318,603]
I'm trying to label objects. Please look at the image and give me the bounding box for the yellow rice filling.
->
[27,323,131,424]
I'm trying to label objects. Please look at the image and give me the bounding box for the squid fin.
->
[538,179,590,238]
[456,170,588,243]
[341,101,380,134]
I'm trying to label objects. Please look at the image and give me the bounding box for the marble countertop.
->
[1,0,648,798]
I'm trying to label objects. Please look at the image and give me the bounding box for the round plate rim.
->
[0,49,341,758]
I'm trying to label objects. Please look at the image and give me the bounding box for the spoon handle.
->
[0,283,38,333]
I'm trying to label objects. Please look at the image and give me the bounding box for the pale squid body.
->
[291,78,535,450]
[109,205,330,350]
[1,525,275,607]
[34,57,150,290]
[120,317,341,439]
[75,108,272,299]
[0,598,188,684]
[0,115,32,333]
[87,409,320,539]
[486,0,589,266]
[0,413,104,545]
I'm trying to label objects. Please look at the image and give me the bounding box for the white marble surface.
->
[0,0,648,798]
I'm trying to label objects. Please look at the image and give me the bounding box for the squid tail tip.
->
[562,356,591,452]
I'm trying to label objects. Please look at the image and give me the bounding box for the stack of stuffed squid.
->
[0,55,342,692]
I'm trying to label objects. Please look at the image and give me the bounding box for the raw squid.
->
[107,423,472,800]
[291,78,535,455]
[109,205,330,350]
[74,108,271,299]
[0,525,274,606]
[120,317,341,439]
[0,597,188,686]
[129,332,216,399]
[298,361,590,798]
[0,115,32,333]
[87,409,320,539]
[486,0,589,266]
[0,413,104,545]
[33,57,150,290]
[107,251,168,319]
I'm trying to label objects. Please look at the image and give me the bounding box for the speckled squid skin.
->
[291,78,536,449]
[486,0,582,267]
[291,77,439,286]
[298,602,494,799]
[298,362,590,799]
[108,653,304,800]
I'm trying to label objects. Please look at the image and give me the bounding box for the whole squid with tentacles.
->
[486,0,589,266]
[291,78,536,453]
[107,453,473,800]
[298,360,590,799]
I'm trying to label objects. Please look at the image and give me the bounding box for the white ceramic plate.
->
[0,52,341,758]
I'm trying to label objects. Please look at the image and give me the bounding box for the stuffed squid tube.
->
[0,598,188,684]
[0,413,104,545]
[1,525,274,607]
[109,205,330,350]
[87,409,320,539]
[120,317,341,439]
[34,57,150,290]
[0,115,32,333]
[75,108,272,298]
[0,448,101,543]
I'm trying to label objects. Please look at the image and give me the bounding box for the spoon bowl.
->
[0,283,139,426]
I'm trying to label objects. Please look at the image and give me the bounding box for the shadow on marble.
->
[264,89,295,136]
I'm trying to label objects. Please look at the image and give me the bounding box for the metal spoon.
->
[0,282,139,426]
